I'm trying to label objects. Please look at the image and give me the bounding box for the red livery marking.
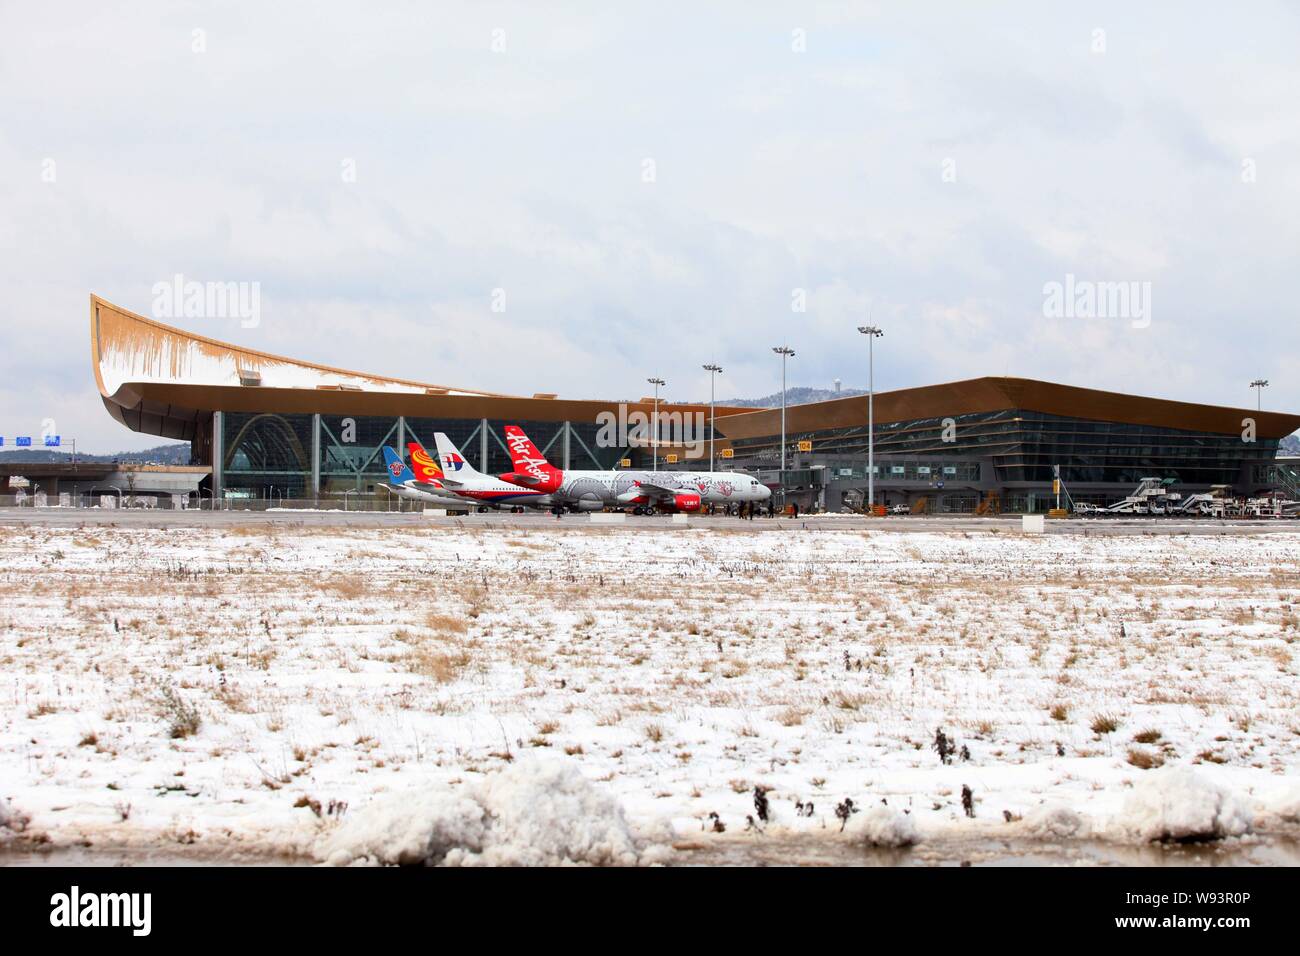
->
[502,425,563,492]
[408,443,444,482]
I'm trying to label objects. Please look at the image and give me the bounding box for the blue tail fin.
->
[382,446,416,484]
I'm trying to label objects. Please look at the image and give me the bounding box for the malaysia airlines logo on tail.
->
[407,442,444,483]
[441,452,466,472]
[502,425,563,492]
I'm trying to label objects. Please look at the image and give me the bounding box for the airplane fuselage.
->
[433,448,555,509]
[381,482,474,509]
[498,425,769,513]
[527,469,770,510]
[384,473,554,510]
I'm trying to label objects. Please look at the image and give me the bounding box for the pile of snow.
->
[1279,795,1300,823]
[318,760,652,866]
[1020,805,1088,840]
[1263,787,1300,826]
[1115,766,1252,843]
[0,798,30,842]
[317,789,487,866]
[844,804,919,847]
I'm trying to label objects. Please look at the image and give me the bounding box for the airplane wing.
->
[633,479,678,496]
[413,478,459,490]
[500,472,547,487]
[617,478,681,502]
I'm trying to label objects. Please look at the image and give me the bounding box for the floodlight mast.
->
[857,325,884,512]
[772,346,795,498]
[703,364,723,471]
[647,377,665,471]
[1249,379,1269,412]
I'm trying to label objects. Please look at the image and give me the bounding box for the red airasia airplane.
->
[499,425,770,514]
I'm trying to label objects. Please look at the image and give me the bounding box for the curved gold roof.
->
[92,294,1299,445]
[90,295,747,442]
[716,376,1300,441]
[92,294,512,400]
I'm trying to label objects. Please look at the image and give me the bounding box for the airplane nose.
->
[760,484,772,499]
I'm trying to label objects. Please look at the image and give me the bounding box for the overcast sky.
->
[1,1,1297,451]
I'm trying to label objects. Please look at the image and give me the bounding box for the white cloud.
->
[0,1,1296,451]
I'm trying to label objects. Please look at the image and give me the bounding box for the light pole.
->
[647,377,665,471]
[858,325,883,512]
[772,346,795,496]
[703,363,722,471]
[1250,379,1269,412]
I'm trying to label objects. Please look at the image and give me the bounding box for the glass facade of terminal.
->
[812,458,983,482]
[222,412,313,498]
[218,412,628,499]
[728,409,1278,487]
[213,406,1284,505]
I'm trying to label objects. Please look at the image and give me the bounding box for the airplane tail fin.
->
[433,433,482,479]
[381,446,417,484]
[502,425,563,490]
[407,441,444,483]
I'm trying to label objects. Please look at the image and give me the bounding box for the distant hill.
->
[721,386,869,409]
[0,442,191,465]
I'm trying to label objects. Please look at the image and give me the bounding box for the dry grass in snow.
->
[1,523,1299,861]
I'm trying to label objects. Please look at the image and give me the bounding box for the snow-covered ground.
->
[2,523,1299,864]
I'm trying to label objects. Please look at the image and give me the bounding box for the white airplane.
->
[379,446,477,509]
[499,424,771,514]
[381,442,553,511]
[431,433,557,511]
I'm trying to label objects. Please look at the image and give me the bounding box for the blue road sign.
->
[16,436,32,447]
[44,435,61,447]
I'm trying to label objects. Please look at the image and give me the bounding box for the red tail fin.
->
[503,425,562,491]
[407,442,444,484]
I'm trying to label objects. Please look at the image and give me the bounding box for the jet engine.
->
[671,492,702,512]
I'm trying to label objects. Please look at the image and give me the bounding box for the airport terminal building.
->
[91,295,1300,513]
